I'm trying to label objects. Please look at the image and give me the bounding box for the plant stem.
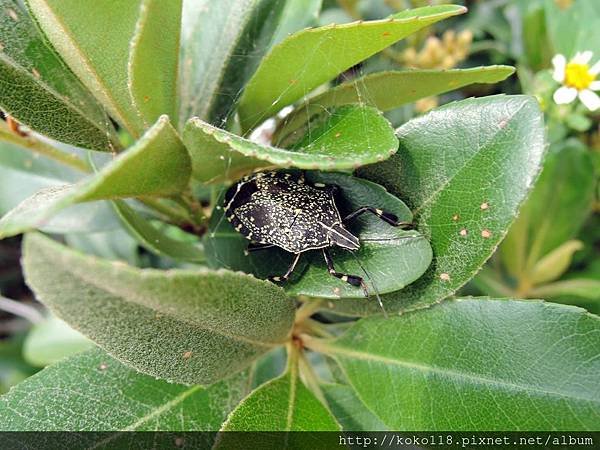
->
[302,319,334,339]
[0,122,201,229]
[295,299,323,324]
[298,351,327,406]
[0,296,44,323]
[286,340,300,378]
[300,333,332,356]
[177,194,206,225]
[138,198,192,226]
[515,277,533,298]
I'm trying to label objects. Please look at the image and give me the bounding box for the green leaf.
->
[22,233,294,385]
[250,347,287,389]
[0,129,122,233]
[274,66,515,143]
[269,0,322,47]
[321,383,387,431]
[184,105,398,183]
[27,0,146,136]
[218,363,339,436]
[23,316,93,367]
[0,0,118,150]
[501,140,595,279]
[530,240,583,285]
[113,200,205,263]
[0,125,80,213]
[0,122,90,173]
[205,171,432,299]
[237,4,466,130]
[0,337,37,394]
[128,0,181,129]
[0,116,190,238]
[179,0,287,126]
[529,279,600,302]
[338,95,546,316]
[470,265,517,298]
[0,347,248,435]
[65,228,140,265]
[304,298,600,430]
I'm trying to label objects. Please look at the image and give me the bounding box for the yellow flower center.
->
[565,62,595,90]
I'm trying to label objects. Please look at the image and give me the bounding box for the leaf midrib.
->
[89,385,203,447]
[325,344,600,404]
[285,372,297,432]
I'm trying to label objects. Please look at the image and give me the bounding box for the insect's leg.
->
[322,248,364,288]
[343,206,412,228]
[268,253,302,283]
[245,242,276,255]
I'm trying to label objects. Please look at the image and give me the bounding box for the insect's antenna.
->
[349,252,388,319]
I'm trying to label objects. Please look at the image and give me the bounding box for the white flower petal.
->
[590,60,600,75]
[573,51,593,64]
[553,86,577,104]
[552,54,566,82]
[579,89,600,111]
[590,81,600,91]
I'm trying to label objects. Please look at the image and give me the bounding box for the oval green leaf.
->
[22,233,294,385]
[217,367,339,438]
[529,279,600,302]
[269,0,322,48]
[23,316,93,367]
[0,0,119,150]
[305,298,600,430]
[179,0,287,127]
[237,4,466,130]
[128,0,181,129]
[27,0,146,136]
[530,240,583,285]
[339,95,546,315]
[0,115,190,238]
[321,383,387,432]
[274,66,515,144]
[205,172,432,299]
[0,127,124,233]
[0,347,249,436]
[184,105,398,183]
[113,199,205,263]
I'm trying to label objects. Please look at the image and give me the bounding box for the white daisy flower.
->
[552,51,600,111]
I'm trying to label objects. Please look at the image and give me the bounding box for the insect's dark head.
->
[328,223,360,251]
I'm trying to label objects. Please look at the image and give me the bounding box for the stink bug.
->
[223,171,412,291]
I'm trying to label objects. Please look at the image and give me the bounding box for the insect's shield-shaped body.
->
[224,171,358,253]
[224,169,408,306]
